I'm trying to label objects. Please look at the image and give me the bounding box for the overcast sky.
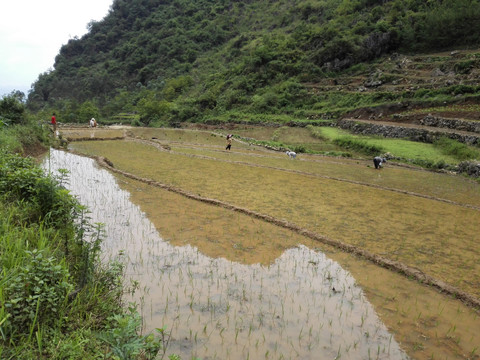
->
[0,0,113,97]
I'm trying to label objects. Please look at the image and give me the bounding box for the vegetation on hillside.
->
[0,97,171,359]
[1,92,51,155]
[27,0,480,125]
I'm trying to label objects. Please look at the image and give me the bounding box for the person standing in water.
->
[226,134,233,151]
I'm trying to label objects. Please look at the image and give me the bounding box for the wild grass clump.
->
[0,122,50,154]
[306,125,329,141]
[0,125,22,152]
[333,137,384,156]
[98,304,166,360]
[433,136,480,161]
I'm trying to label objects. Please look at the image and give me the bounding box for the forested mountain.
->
[27,0,480,125]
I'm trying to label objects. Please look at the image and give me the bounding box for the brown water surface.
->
[71,138,480,300]
[43,149,411,360]
[50,134,480,359]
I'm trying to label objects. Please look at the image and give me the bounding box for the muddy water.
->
[42,149,408,360]
[71,139,480,301]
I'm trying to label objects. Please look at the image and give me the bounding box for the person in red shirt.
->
[51,113,57,133]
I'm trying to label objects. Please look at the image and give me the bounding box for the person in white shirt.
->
[373,156,387,169]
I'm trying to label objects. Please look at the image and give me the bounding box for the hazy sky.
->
[0,0,113,97]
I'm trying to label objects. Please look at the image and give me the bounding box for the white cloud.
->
[0,0,113,96]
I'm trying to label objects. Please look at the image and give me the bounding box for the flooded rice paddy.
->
[44,149,407,360]
[70,137,480,300]
[51,127,479,359]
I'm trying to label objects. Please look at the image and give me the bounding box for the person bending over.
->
[373,156,387,169]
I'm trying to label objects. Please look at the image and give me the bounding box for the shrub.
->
[250,90,282,112]
[433,136,480,161]
[333,136,384,155]
[77,100,100,124]
[0,152,42,201]
[138,98,174,125]
[0,152,78,226]
[98,305,163,360]
[293,145,307,153]
[2,249,73,335]
[130,118,141,126]
[0,92,27,125]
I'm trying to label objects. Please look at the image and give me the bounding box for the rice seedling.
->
[45,145,480,360]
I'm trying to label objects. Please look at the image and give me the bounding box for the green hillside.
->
[27,0,480,125]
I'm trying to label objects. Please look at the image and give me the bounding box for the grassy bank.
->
[0,124,169,359]
[310,126,480,167]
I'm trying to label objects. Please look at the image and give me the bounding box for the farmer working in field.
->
[226,134,233,151]
[373,156,387,169]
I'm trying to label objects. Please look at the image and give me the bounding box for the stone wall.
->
[336,119,480,145]
[420,115,480,134]
[457,161,480,178]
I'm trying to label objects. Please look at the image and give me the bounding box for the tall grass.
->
[433,136,480,161]
[333,137,384,156]
[0,135,168,358]
[0,121,51,154]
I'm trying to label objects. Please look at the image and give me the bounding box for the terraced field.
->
[57,125,480,360]
[325,50,480,145]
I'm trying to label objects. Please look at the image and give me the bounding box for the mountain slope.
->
[27,0,480,124]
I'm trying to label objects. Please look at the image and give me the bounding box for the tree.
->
[0,92,27,125]
[77,101,100,124]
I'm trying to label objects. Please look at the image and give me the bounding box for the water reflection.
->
[43,149,408,360]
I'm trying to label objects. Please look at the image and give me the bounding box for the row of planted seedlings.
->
[59,133,480,359]
[45,148,408,360]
